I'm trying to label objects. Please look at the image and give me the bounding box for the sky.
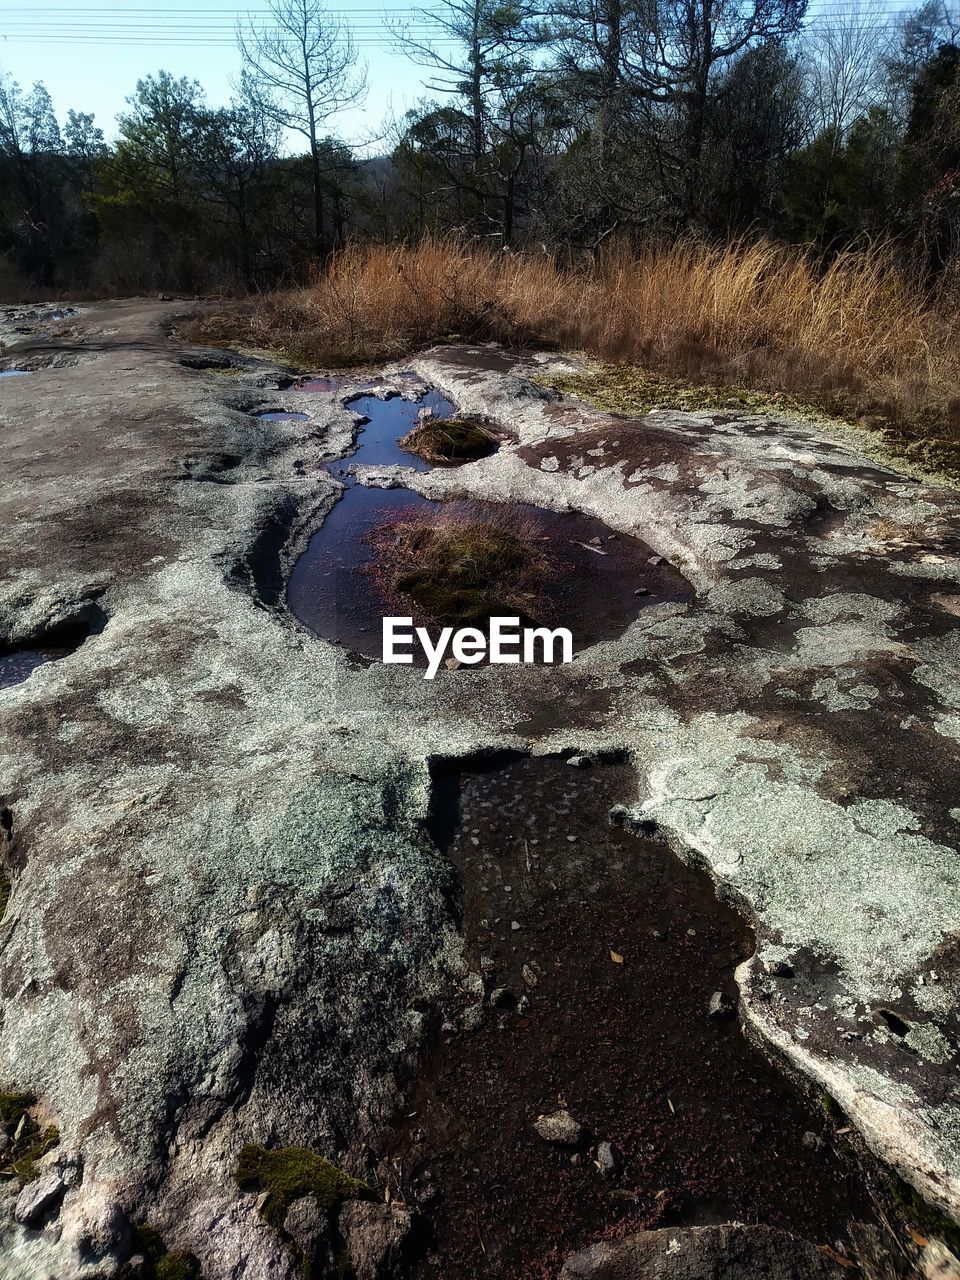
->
[0,0,929,154]
[0,0,438,152]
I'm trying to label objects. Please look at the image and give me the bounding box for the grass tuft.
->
[367,503,549,628]
[399,417,498,462]
[183,234,960,473]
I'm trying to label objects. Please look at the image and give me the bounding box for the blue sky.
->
[0,0,921,153]
[0,0,436,152]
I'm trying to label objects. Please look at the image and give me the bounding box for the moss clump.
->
[0,1091,59,1183]
[371,506,548,629]
[400,417,498,462]
[890,1178,960,1253]
[541,364,818,418]
[236,1145,367,1232]
[118,1224,200,1280]
[156,1255,201,1280]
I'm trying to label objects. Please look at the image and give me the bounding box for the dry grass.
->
[366,502,551,627]
[186,235,960,473]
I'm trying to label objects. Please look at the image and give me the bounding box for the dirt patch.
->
[381,755,880,1279]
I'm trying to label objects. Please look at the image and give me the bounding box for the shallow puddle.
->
[343,390,455,471]
[288,494,691,660]
[382,755,877,1277]
[0,647,67,689]
[293,376,340,393]
[286,386,691,660]
[254,410,309,423]
[0,370,31,379]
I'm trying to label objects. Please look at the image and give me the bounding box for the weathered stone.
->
[14,1173,66,1225]
[339,1201,412,1280]
[283,1196,328,1258]
[595,1141,619,1177]
[708,991,736,1020]
[3,305,960,1276]
[559,1224,846,1278]
[921,1240,960,1280]
[534,1110,585,1146]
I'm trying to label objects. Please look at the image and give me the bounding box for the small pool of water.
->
[288,489,691,661]
[293,377,340,393]
[343,390,455,471]
[285,384,693,662]
[382,755,878,1277]
[0,370,31,379]
[0,647,65,689]
[254,410,309,422]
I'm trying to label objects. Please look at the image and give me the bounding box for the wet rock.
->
[708,991,736,1020]
[595,1142,620,1178]
[559,1224,846,1278]
[922,1240,960,1280]
[14,1172,66,1225]
[534,1110,585,1147]
[339,1200,412,1280]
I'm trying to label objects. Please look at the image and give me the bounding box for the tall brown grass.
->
[189,236,960,466]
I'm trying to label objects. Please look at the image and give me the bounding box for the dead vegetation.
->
[184,235,960,472]
[399,416,499,462]
[366,503,551,627]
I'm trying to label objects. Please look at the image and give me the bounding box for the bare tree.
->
[802,4,891,150]
[238,0,366,255]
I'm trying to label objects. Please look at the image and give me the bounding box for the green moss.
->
[400,418,498,462]
[891,1177,960,1252]
[541,364,820,418]
[236,1145,367,1232]
[155,1254,200,1280]
[0,1092,59,1184]
[118,1225,200,1280]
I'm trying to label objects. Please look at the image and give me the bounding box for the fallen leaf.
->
[610,950,624,964]
[908,1228,929,1247]
[818,1245,855,1268]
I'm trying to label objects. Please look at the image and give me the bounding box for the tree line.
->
[2,0,960,295]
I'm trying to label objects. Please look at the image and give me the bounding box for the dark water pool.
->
[383,755,878,1277]
[288,491,691,661]
[293,377,340,393]
[285,383,692,663]
[0,647,66,689]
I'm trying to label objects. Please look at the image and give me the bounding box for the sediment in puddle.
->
[380,755,879,1277]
